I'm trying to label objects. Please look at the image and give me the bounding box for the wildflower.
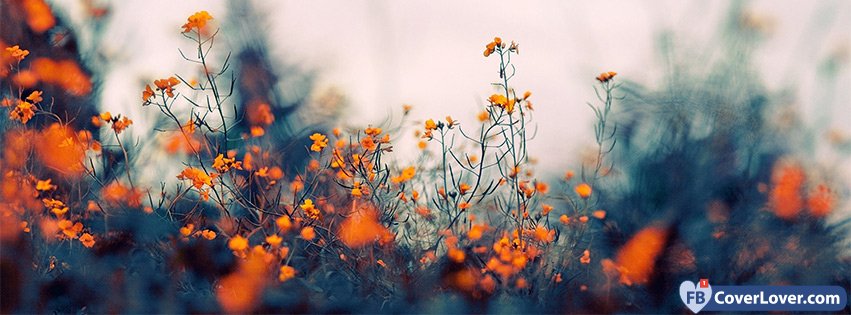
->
[213,154,243,172]
[10,100,35,124]
[424,119,437,131]
[79,233,95,248]
[523,90,532,99]
[180,224,195,237]
[579,215,589,223]
[459,183,471,195]
[487,94,508,108]
[768,161,805,220]
[467,224,487,241]
[36,179,55,191]
[300,226,316,240]
[445,116,457,128]
[580,249,591,264]
[478,110,490,122]
[592,210,607,220]
[339,209,390,248]
[278,265,296,282]
[364,126,382,136]
[391,166,416,184]
[266,234,283,247]
[542,204,554,216]
[533,226,554,243]
[615,226,668,285]
[182,11,213,33]
[596,71,617,83]
[26,90,43,103]
[535,181,549,194]
[448,248,465,263]
[275,215,292,232]
[575,183,592,199]
[360,136,377,151]
[458,202,471,210]
[300,199,321,220]
[5,45,29,61]
[309,133,328,152]
[142,84,154,102]
[807,184,835,217]
[111,116,133,134]
[351,182,363,198]
[483,37,503,57]
[200,229,217,240]
[153,77,179,98]
[228,235,249,251]
[177,167,216,189]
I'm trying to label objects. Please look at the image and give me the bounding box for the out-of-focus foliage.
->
[1,1,848,314]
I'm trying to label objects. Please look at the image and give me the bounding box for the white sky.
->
[51,0,851,205]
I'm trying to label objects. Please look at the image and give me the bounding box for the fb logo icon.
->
[680,279,712,313]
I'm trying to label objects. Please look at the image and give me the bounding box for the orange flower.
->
[200,229,217,240]
[391,166,416,184]
[579,249,591,264]
[79,233,95,248]
[182,11,214,33]
[596,71,617,83]
[35,178,55,191]
[177,167,216,189]
[559,214,571,225]
[424,119,437,131]
[275,215,292,232]
[21,0,56,33]
[592,210,607,220]
[364,126,382,136]
[300,226,316,241]
[228,235,249,251]
[575,183,592,199]
[768,161,805,220]
[339,209,390,248]
[26,90,43,103]
[300,199,321,220]
[5,45,29,61]
[142,84,154,102]
[615,225,668,285]
[309,133,328,152]
[265,234,283,247]
[487,94,508,108]
[213,154,243,172]
[477,110,490,122]
[153,77,180,98]
[10,100,35,124]
[278,265,296,282]
[448,248,466,263]
[180,224,194,237]
[806,184,835,217]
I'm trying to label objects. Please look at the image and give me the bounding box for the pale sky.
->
[51,0,851,209]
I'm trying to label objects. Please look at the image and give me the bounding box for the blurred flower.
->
[575,183,592,199]
[596,71,617,83]
[228,235,249,251]
[181,11,213,33]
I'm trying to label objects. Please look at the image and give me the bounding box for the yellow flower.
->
[180,224,194,237]
[391,166,416,184]
[200,229,217,240]
[309,133,328,152]
[181,11,213,33]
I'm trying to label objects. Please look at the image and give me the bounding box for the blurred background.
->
[50,0,851,183]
